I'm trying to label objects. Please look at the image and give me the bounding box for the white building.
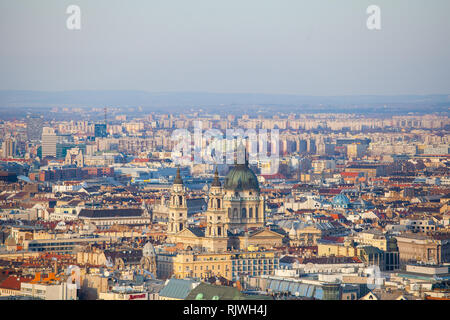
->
[21,282,77,300]
[41,127,57,158]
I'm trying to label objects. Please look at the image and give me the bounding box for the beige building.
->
[395,233,450,265]
[21,282,77,300]
[172,251,232,280]
[170,248,280,281]
[167,162,283,252]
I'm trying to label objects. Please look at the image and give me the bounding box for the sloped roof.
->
[0,275,33,290]
[185,283,244,300]
[159,279,198,299]
[186,227,205,237]
[104,249,143,264]
[78,208,144,218]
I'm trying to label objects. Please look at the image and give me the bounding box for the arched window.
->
[255,206,258,219]
[178,195,183,206]
[233,208,238,218]
[249,208,253,218]
[241,208,246,218]
[228,208,231,217]
[218,227,222,236]
[217,199,221,209]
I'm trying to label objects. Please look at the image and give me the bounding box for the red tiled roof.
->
[322,236,345,243]
[341,172,360,177]
[0,275,33,290]
[260,173,287,180]
[330,213,346,220]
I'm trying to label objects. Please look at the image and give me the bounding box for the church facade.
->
[166,160,284,252]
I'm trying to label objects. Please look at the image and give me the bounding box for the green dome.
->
[223,163,259,192]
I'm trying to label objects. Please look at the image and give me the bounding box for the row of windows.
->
[232,266,273,271]
[232,270,270,280]
[209,198,221,209]
[96,219,147,225]
[31,247,72,253]
[207,226,223,236]
[30,242,76,247]
[228,207,259,219]
[232,259,276,265]
[179,264,229,272]
[172,195,184,206]
[189,271,229,279]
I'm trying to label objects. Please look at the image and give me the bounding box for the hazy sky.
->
[0,0,449,95]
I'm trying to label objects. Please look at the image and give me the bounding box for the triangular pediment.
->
[174,228,202,238]
[246,229,284,239]
[361,292,379,300]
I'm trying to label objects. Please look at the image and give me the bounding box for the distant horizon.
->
[1,89,450,97]
[0,89,448,120]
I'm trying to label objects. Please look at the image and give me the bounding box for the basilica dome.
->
[223,162,260,192]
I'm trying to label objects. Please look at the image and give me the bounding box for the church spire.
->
[211,166,221,187]
[173,166,183,185]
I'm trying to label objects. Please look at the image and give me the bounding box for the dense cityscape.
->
[1,1,449,311]
[0,106,448,300]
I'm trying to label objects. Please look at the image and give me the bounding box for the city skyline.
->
[0,0,449,306]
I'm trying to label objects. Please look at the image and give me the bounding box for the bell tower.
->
[168,167,188,234]
[206,167,227,239]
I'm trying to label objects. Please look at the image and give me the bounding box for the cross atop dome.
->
[211,166,221,187]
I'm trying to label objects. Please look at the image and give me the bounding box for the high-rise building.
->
[26,115,44,141]
[307,139,316,154]
[41,127,57,158]
[1,138,16,158]
[347,143,367,159]
[94,123,107,138]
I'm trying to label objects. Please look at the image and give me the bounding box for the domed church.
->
[222,154,265,231]
[166,153,284,252]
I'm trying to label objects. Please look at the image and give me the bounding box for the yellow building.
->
[318,241,386,269]
[230,250,279,281]
[173,251,232,280]
[171,248,280,282]
[318,242,358,257]
[351,231,397,252]
[347,143,366,159]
